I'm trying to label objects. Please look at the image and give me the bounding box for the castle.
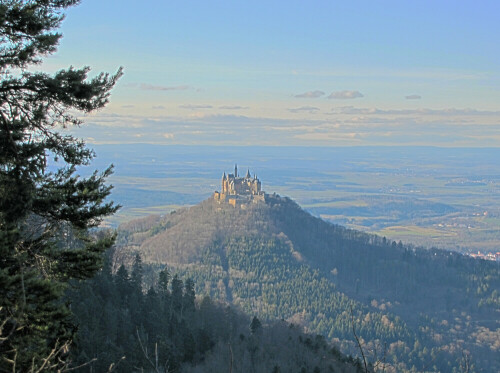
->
[214,165,266,206]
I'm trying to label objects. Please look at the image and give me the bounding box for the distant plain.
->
[89,145,500,254]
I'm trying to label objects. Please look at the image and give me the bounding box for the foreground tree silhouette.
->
[0,1,121,370]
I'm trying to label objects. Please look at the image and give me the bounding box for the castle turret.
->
[222,172,227,193]
[234,164,238,177]
[245,168,251,179]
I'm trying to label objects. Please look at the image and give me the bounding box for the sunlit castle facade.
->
[214,164,266,206]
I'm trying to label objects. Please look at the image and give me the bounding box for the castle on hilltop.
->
[214,164,266,206]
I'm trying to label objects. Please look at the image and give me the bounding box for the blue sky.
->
[43,0,500,146]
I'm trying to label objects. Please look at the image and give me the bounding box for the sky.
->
[42,0,500,146]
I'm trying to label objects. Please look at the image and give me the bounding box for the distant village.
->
[467,250,500,262]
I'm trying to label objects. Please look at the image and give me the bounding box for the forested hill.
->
[115,195,500,372]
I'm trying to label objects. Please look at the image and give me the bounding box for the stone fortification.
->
[213,164,266,206]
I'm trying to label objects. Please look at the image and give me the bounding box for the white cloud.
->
[219,105,249,110]
[294,90,325,98]
[328,90,364,99]
[288,106,320,113]
[140,84,190,91]
[152,105,166,110]
[294,132,363,141]
[71,106,500,147]
[179,104,213,110]
[405,94,422,100]
[331,106,500,116]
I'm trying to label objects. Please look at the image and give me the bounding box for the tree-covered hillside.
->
[68,251,363,373]
[115,195,500,372]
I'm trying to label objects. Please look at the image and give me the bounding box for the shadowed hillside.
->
[68,252,363,373]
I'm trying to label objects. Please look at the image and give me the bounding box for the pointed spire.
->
[246,168,251,178]
[235,164,238,177]
[222,172,226,180]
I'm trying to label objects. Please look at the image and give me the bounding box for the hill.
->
[115,195,500,372]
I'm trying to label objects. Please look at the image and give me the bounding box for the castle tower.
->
[214,165,265,204]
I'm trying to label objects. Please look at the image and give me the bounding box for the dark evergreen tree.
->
[170,274,184,318]
[131,253,144,293]
[183,277,196,313]
[158,266,171,297]
[0,1,121,370]
[250,316,262,335]
[115,264,131,306]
